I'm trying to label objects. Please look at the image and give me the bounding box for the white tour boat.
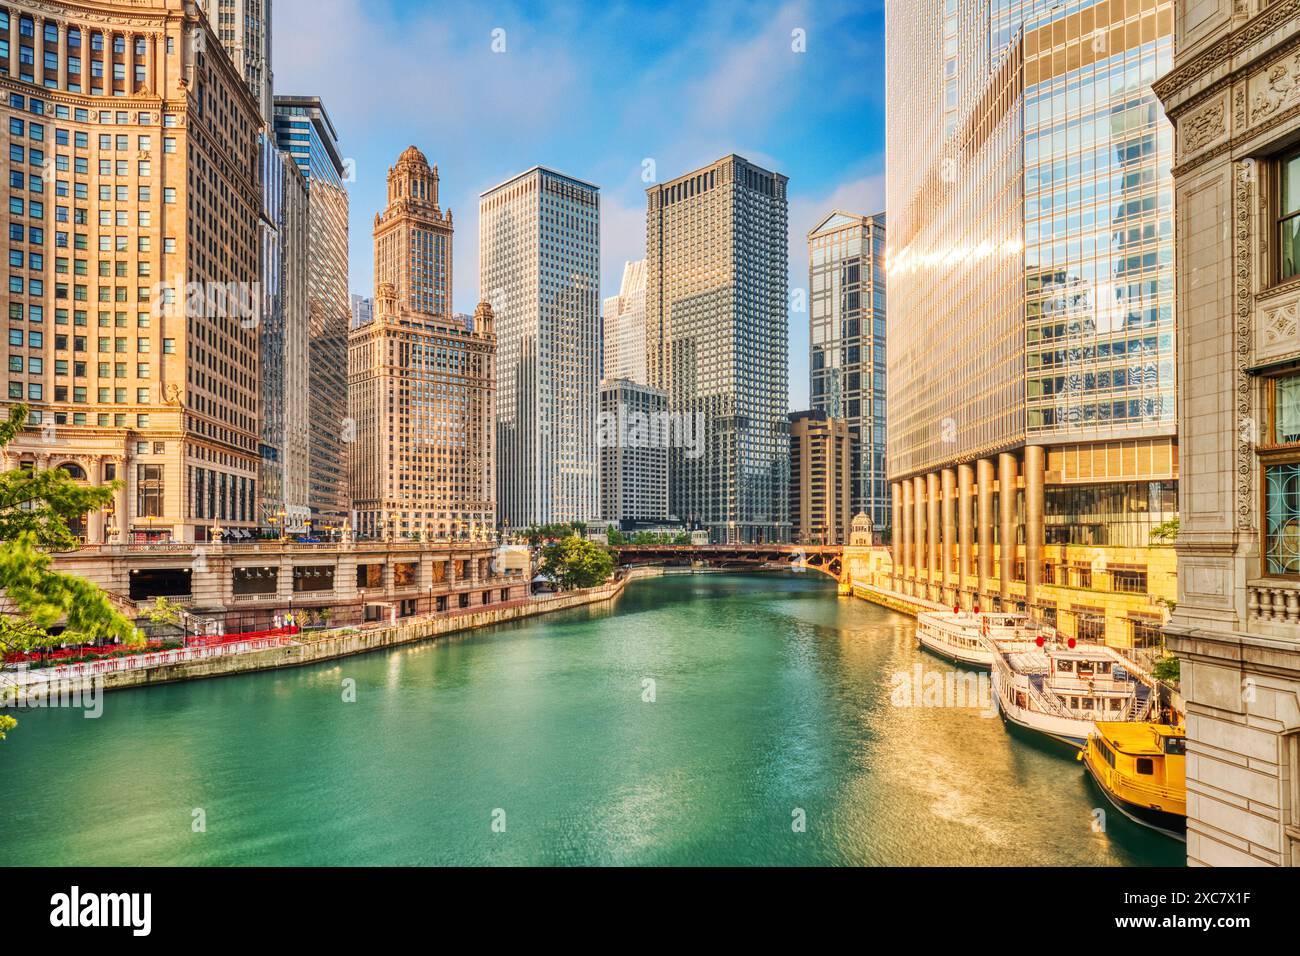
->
[915,609,1028,667]
[988,626,1155,747]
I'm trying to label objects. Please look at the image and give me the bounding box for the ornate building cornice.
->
[1153,0,1300,105]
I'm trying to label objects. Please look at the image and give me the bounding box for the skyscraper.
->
[198,0,273,124]
[258,152,311,534]
[599,377,669,526]
[602,259,646,383]
[808,210,888,539]
[789,410,853,546]
[480,166,600,530]
[272,94,350,530]
[884,0,1178,644]
[0,1,263,544]
[646,155,790,543]
[1155,0,1300,867]
[349,147,495,540]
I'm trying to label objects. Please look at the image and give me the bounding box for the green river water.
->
[0,573,1183,866]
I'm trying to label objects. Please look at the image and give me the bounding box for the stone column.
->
[33,17,44,87]
[112,454,128,542]
[998,452,1017,607]
[57,20,67,89]
[941,468,956,597]
[87,458,105,545]
[1024,444,1045,611]
[890,481,902,587]
[976,458,994,606]
[957,463,973,606]
[912,475,925,597]
[926,472,940,592]
[900,480,913,593]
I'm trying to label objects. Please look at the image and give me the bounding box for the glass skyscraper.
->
[885,0,1177,647]
[808,211,888,540]
[272,95,350,530]
[646,155,790,544]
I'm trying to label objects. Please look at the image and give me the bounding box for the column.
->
[900,480,913,593]
[87,458,105,545]
[57,20,67,90]
[926,472,940,592]
[998,452,1017,607]
[113,454,128,541]
[941,468,956,598]
[33,17,43,87]
[957,463,973,606]
[1024,445,1045,611]
[912,475,925,597]
[890,481,903,588]
[976,458,994,606]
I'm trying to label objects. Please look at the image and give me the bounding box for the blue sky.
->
[274,0,886,409]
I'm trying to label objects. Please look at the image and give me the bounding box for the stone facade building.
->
[789,410,854,546]
[349,147,495,542]
[0,0,264,544]
[1154,0,1300,867]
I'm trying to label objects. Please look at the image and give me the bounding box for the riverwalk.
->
[1,575,640,703]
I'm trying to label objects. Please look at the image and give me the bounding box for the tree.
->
[145,595,186,639]
[606,525,626,546]
[1152,653,1180,686]
[0,404,139,736]
[1149,515,1180,544]
[538,536,614,590]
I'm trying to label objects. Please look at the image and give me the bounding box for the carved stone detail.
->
[1233,161,1257,533]
[1250,52,1300,123]
[1262,300,1299,348]
[1184,100,1226,152]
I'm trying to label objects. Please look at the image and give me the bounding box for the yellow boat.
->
[1078,722,1186,841]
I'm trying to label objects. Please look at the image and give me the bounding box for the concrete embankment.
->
[850,582,947,617]
[14,577,638,697]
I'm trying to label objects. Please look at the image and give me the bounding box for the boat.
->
[1079,722,1186,841]
[988,627,1155,747]
[915,609,1027,667]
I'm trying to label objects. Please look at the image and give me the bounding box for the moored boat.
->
[989,628,1155,747]
[1079,722,1186,841]
[915,609,1027,667]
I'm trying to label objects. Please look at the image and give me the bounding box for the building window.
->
[1280,149,1300,282]
[1110,565,1149,594]
[137,464,163,517]
[1074,609,1106,643]
[1263,373,1300,575]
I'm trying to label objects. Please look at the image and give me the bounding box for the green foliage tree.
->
[1152,653,1180,686]
[1149,515,1180,544]
[0,405,139,736]
[605,525,626,546]
[538,536,614,590]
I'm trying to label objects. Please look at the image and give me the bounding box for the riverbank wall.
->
[5,578,632,699]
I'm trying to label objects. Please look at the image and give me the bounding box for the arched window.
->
[57,461,87,480]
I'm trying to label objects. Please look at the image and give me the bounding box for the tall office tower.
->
[599,377,668,526]
[258,151,311,534]
[480,166,600,530]
[789,411,853,546]
[197,0,272,124]
[272,95,350,530]
[808,211,888,541]
[1155,0,1300,867]
[0,1,262,544]
[884,0,1178,644]
[602,259,646,383]
[646,155,790,544]
[350,293,373,330]
[349,147,495,540]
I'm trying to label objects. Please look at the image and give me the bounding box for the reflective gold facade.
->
[0,1,263,543]
[885,0,1179,647]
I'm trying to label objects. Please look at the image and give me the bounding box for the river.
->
[0,573,1183,866]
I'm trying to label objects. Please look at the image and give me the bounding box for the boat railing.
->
[1087,740,1184,805]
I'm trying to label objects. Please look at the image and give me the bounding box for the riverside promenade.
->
[1,574,645,702]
